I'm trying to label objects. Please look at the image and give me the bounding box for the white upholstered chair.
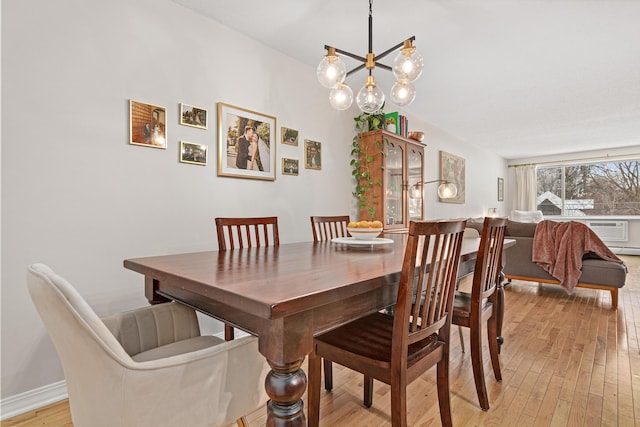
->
[26,263,269,427]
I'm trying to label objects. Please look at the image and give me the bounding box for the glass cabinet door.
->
[385,142,405,226]
[407,146,424,221]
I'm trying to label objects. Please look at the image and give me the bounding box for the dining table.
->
[124,233,514,426]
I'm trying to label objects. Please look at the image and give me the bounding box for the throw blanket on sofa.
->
[532,220,624,294]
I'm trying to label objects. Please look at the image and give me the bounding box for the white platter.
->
[331,237,394,246]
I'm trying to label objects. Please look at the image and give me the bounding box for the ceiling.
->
[173,0,640,160]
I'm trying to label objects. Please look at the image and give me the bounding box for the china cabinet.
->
[356,130,425,232]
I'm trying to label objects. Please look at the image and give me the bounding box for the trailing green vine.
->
[350,108,387,219]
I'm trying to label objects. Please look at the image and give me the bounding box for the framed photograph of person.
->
[129,100,167,149]
[304,140,322,170]
[217,102,276,181]
[282,158,299,176]
[179,103,207,129]
[179,141,208,166]
[281,127,299,146]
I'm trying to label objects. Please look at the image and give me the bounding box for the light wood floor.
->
[3,255,639,426]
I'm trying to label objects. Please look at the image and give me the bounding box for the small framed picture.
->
[304,140,321,170]
[498,177,504,201]
[129,100,167,149]
[180,141,208,166]
[180,103,208,129]
[281,127,299,146]
[217,102,276,181]
[282,158,299,176]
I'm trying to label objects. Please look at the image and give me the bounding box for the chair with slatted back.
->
[308,219,467,427]
[215,216,279,251]
[309,215,350,392]
[452,216,507,411]
[310,215,350,242]
[215,216,279,340]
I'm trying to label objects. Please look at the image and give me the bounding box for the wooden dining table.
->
[124,233,513,426]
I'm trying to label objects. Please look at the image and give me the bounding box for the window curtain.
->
[513,165,537,211]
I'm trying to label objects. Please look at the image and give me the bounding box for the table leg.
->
[496,273,505,353]
[265,358,307,426]
[145,277,170,304]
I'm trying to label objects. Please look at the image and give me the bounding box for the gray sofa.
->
[467,219,627,308]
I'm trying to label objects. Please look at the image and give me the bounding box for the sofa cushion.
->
[579,259,627,288]
[505,220,538,237]
[466,219,538,238]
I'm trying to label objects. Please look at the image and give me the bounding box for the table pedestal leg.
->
[265,358,307,427]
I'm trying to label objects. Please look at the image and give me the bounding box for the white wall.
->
[0,0,507,405]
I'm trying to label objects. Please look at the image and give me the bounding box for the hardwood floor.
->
[3,255,639,426]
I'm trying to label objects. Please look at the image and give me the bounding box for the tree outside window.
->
[536,160,640,216]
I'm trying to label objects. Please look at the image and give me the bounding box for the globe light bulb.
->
[392,41,424,83]
[329,83,354,110]
[438,182,458,199]
[356,76,385,113]
[390,81,416,106]
[317,48,346,88]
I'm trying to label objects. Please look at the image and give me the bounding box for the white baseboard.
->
[1,380,68,421]
[609,246,640,256]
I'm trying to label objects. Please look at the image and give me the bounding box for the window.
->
[536,159,640,216]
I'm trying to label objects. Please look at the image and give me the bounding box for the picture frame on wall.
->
[304,140,322,170]
[282,158,299,176]
[180,103,207,129]
[281,127,299,146]
[129,100,167,149]
[179,141,207,166]
[439,150,466,203]
[498,177,504,201]
[217,102,276,181]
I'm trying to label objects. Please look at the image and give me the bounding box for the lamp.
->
[409,180,458,199]
[488,208,498,217]
[317,0,424,112]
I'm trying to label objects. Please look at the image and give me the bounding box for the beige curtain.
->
[513,165,537,211]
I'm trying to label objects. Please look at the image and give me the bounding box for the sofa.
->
[467,219,627,308]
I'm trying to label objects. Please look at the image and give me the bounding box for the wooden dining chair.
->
[215,216,279,340]
[452,216,507,411]
[308,219,467,427]
[310,215,350,242]
[309,215,350,392]
[215,216,279,250]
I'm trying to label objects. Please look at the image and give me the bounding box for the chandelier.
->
[316,0,424,113]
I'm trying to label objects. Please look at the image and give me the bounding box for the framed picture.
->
[217,102,276,181]
[439,151,466,203]
[180,141,207,166]
[281,127,299,146]
[129,100,167,149]
[498,177,504,201]
[180,103,207,129]
[304,140,322,170]
[282,158,299,176]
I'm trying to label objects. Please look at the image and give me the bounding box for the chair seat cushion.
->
[316,312,439,365]
[132,335,225,362]
[452,291,490,318]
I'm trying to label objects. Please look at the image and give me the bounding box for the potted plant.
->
[351,106,387,219]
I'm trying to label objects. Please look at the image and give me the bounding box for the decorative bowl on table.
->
[347,227,383,240]
[407,131,425,142]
